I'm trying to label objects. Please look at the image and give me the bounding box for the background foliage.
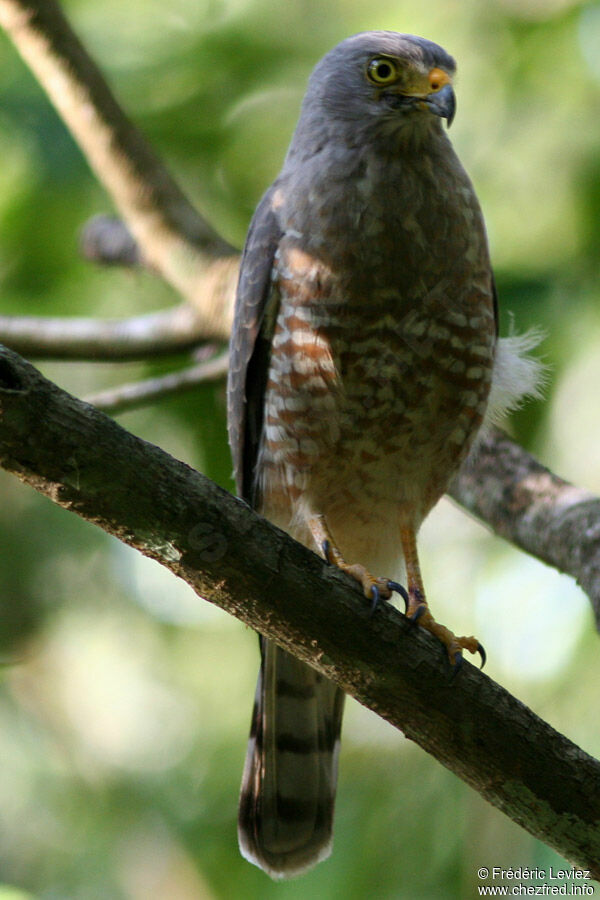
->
[1,0,600,896]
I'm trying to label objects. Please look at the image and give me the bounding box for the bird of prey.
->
[227,30,540,879]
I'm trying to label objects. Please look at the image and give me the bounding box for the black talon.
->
[387,580,409,611]
[409,604,426,625]
[369,584,380,616]
[322,539,331,564]
[477,641,487,670]
[451,650,464,678]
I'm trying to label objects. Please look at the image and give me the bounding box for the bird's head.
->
[298,31,457,143]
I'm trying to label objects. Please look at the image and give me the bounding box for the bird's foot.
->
[313,515,484,673]
[316,521,408,614]
[406,590,485,671]
[338,562,408,614]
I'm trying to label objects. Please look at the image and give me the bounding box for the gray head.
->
[286,32,457,159]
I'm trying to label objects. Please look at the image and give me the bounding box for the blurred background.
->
[1,0,600,897]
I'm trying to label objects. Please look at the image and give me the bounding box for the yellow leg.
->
[309,513,484,670]
[309,514,407,607]
[399,525,484,669]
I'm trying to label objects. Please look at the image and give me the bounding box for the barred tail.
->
[238,639,345,879]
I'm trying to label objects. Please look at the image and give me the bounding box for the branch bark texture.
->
[0,343,599,875]
[451,434,600,628]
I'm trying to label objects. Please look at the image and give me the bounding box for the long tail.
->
[238,638,345,879]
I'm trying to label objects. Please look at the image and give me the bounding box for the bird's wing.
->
[227,185,283,502]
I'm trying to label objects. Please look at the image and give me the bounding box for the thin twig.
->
[0,304,221,360]
[85,351,229,413]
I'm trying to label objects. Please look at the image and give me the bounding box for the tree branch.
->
[0,341,599,875]
[450,433,600,628]
[80,215,141,268]
[0,0,239,338]
[0,304,229,360]
[84,350,229,413]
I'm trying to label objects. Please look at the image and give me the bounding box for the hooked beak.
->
[424,83,456,128]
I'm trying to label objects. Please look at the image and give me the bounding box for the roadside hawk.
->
[227,30,540,880]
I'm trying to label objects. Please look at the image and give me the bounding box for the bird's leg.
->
[399,525,485,670]
[309,514,408,612]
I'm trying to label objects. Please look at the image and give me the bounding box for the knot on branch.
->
[80,215,140,267]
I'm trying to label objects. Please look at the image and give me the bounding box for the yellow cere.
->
[428,67,451,92]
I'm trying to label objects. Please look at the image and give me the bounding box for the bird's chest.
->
[258,163,496,513]
[261,244,494,506]
[285,149,482,294]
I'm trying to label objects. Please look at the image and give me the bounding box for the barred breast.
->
[257,233,496,567]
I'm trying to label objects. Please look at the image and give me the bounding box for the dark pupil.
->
[376,62,392,80]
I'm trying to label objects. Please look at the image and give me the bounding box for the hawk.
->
[227,30,540,879]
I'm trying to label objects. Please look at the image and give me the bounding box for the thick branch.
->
[451,432,600,628]
[0,0,239,338]
[0,342,599,875]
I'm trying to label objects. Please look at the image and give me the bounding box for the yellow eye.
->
[366,57,399,86]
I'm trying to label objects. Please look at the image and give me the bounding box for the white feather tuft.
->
[483,328,547,429]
